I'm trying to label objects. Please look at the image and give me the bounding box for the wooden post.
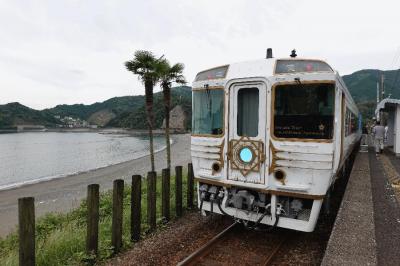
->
[131,175,141,242]
[175,166,183,217]
[86,184,99,257]
[112,179,124,253]
[187,163,194,209]
[162,168,170,222]
[18,197,35,266]
[147,171,157,231]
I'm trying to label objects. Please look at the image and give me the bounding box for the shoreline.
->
[0,134,191,238]
[1,127,189,136]
[0,137,172,192]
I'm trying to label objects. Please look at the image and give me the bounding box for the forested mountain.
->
[0,86,192,129]
[0,102,58,128]
[343,69,400,119]
[44,95,145,121]
[2,70,399,129]
[107,86,192,129]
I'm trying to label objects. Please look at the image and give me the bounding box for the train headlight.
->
[212,162,222,174]
[239,147,253,163]
[274,169,286,181]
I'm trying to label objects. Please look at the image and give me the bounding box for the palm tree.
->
[157,59,186,169]
[125,50,160,172]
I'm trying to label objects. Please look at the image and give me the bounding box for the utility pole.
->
[381,73,385,100]
[377,82,380,121]
[377,82,380,104]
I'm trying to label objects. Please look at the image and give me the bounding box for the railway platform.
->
[322,148,400,265]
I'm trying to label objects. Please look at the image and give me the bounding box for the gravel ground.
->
[107,212,233,266]
[107,155,354,266]
[189,225,286,266]
[369,149,400,265]
[383,153,400,201]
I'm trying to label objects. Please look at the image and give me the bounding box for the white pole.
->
[377,82,379,104]
[377,82,380,121]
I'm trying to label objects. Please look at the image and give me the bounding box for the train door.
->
[227,82,267,185]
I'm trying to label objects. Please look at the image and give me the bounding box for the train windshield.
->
[274,83,335,139]
[192,89,224,135]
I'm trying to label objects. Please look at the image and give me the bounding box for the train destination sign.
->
[194,65,229,81]
[274,125,326,139]
[275,60,333,74]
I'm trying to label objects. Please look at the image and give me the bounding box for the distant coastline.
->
[0,127,188,135]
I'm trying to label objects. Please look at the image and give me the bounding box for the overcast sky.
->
[1,0,400,109]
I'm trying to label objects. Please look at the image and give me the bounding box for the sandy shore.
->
[0,134,191,238]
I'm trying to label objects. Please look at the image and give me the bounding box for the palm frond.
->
[124,50,159,83]
[158,61,186,85]
[170,63,184,75]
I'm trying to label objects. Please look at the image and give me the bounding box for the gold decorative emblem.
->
[228,136,265,176]
[319,123,325,131]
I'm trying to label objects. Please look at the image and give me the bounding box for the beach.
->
[0,134,191,237]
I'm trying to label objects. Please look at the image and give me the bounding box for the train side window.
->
[237,87,259,137]
[344,108,358,136]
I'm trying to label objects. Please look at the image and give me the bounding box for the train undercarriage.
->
[198,182,319,231]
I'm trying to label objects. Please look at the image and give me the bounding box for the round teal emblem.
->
[239,147,253,163]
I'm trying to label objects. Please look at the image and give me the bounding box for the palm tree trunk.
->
[163,83,171,169]
[145,79,155,172]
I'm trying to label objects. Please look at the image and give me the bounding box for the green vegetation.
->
[0,102,58,128]
[0,86,191,129]
[45,95,145,121]
[0,173,195,265]
[124,50,166,172]
[343,69,400,120]
[158,58,186,169]
[108,86,192,130]
[2,69,398,129]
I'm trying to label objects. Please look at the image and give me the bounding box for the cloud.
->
[0,0,399,109]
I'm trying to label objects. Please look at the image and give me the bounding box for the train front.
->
[191,59,340,232]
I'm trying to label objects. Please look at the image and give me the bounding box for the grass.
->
[0,169,196,265]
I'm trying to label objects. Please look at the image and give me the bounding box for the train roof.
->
[194,58,335,82]
[193,57,359,114]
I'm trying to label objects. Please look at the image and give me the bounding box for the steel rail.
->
[263,233,289,265]
[177,222,238,266]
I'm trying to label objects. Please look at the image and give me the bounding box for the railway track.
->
[177,221,288,266]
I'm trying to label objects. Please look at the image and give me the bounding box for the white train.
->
[191,50,361,232]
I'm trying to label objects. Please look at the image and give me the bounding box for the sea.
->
[0,132,165,190]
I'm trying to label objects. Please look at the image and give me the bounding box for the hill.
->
[343,69,400,119]
[44,94,145,125]
[0,86,192,129]
[0,102,58,128]
[2,70,399,130]
[107,86,192,129]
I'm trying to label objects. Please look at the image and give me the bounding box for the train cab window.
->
[192,89,224,135]
[237,88,259,137]
[274,83,335,139]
